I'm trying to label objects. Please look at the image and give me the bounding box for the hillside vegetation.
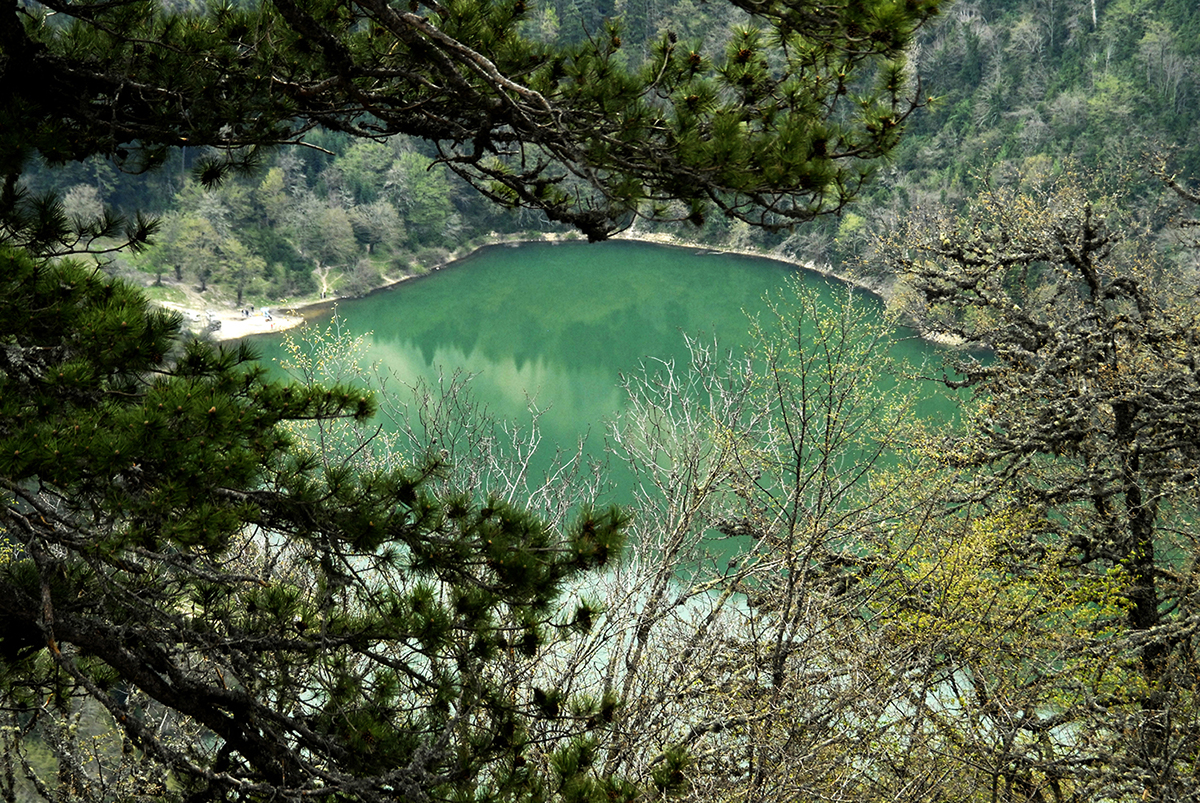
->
[19,0,1200,309]
[7,0,1200,800]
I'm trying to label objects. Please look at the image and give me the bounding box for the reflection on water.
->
[250,240,954,500]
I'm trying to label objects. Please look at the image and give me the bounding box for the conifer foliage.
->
[2,0,941,239]
[0,243,631,801]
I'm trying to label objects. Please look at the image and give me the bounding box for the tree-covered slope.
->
[18,0,1200,307]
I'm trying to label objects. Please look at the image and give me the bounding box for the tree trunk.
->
[1113,399,1170,795]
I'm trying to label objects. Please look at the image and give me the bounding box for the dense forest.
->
[18,0,1200,309]
[5,0,1200,800]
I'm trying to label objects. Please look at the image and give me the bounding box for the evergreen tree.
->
[2,0,942,240]
[0,242,634,799]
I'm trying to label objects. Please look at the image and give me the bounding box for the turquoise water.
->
[249,240,953,497]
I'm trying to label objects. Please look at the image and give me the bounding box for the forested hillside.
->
[18,0,1200,308]
[909,0,1200,176]
[7,0,1200,800]
[787,0,1200,268]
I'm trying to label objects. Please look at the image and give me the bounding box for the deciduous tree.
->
[532,284,960,801]
[883,176,1200,801]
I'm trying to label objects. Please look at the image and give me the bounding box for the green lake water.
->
[249,240,955,499]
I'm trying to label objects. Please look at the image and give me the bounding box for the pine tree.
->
[2,0,943,240]
[0,240,635,801]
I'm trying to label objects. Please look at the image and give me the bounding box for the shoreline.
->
[166,230,960,347]
[157,301,310,341]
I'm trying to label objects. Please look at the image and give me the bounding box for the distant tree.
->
[385,152,458,246]
[167,212,222,290]
[59,184,104,228]
[305,205,360,268]
[219,236,268,305]
[350,199,407,254]
[333,140,396,206]
[255,167,291,227]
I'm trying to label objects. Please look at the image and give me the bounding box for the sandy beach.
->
[155,301,309,341]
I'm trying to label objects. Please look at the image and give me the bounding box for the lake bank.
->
[185,231,886,343]
[156,300,308,339]
[155,229,960,346]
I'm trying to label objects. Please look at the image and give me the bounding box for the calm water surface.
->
[250,240,952,497]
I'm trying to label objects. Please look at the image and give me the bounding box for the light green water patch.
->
[249,240,958,501]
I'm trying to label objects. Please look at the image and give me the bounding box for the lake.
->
[249,240,953,501]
